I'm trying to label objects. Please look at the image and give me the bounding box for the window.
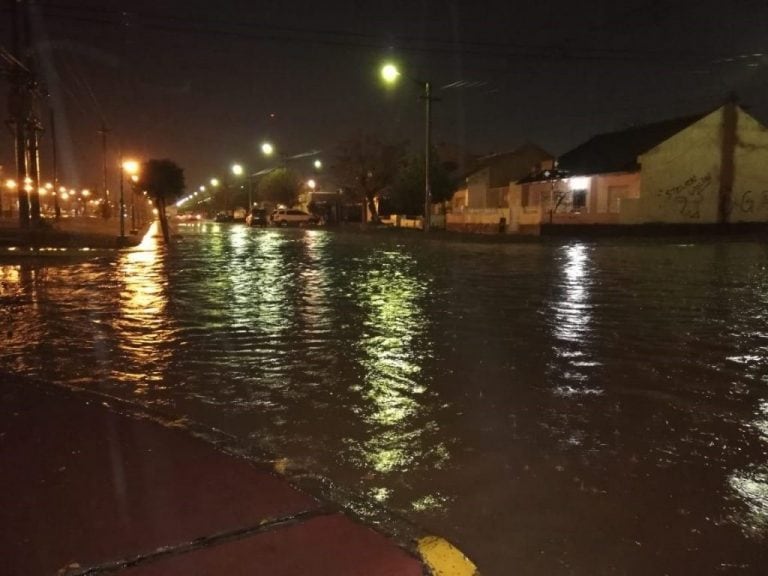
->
[572,190,587,210]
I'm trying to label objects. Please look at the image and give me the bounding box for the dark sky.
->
[2,0,768,192]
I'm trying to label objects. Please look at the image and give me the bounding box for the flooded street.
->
[2,223,768,575]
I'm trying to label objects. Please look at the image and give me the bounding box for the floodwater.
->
[2,223,767,575]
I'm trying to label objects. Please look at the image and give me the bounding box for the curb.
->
[417,535,480,576]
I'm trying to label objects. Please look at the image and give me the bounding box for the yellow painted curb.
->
[417,535,479,576]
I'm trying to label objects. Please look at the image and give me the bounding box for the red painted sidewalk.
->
[0,381,424,575]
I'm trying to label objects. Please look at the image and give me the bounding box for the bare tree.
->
[331,135,405,223]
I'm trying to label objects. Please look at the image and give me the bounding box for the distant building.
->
[511,101,768,233]
[446,142,553,233]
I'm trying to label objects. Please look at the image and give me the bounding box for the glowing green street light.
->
[210,178,220,187]
[261,142,274,156]
[231,163,243,176]
[380,63,401,84]
[313,159,323,170]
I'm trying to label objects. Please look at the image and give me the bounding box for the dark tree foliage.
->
[331,135,406,223]
[389,150,459,216]
[137,158,185,243]
[257,168,301,207]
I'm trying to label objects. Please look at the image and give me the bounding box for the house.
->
[511,100,768,233]
[446,142,553,233]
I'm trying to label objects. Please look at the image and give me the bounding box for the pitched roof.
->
[557,113,706,176]
[464,142,553,186]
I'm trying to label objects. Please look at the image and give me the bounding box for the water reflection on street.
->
[2,226,768,575]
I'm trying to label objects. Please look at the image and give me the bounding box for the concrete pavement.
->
[0,216,152,249]
[0,378,478,575]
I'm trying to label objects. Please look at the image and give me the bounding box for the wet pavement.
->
[0,380,426,576]
[1,223,768,574]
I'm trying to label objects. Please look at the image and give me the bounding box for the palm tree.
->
[136,159,184,243]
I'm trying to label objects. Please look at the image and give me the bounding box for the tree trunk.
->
[158,197,170,243]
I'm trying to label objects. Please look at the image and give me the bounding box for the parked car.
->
[271,209,318,227]
[246,208,268,227]
[214,211,234,223]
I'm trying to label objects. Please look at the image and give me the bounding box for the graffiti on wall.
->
[734,190,768,214]
[656,174,712,219]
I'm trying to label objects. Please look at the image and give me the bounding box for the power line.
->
[4,2,764,67]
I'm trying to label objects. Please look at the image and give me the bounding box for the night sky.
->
[1,0,767,193]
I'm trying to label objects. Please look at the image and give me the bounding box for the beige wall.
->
[730,109,768,222]
[594,173,640,214]
[446,208,519,234]
[467,168,490,208]
[626,106,768,224]
[451,188,468,211]
[630,109,722,224]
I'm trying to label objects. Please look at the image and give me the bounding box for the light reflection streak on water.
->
[352,249,448,500]
[729,400,768,534]
[227,225,262,330]
[0,265,31,352]
[298,231,331,332]
[115,223,175,391]
[555,243,591,344]
[251,231,289,344]
[550,243,601,396]
[726,266,768,535]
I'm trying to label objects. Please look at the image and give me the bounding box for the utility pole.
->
[718,94,738,225]
[98,122,111,218]
[118,153,125,238]
[21,0,42,226]
[423,80,432,233]
[27,111,43,225]
[6,0,30,227]
[50,107,60,219]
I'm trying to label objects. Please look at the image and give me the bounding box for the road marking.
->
[417,535,479,576]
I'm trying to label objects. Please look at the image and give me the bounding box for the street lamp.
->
[231,162,253,209]
[380,61,435,232]
[313,159,322,170]
[261,142,274,157]
[211,177,226,213]
[4,180,17,216]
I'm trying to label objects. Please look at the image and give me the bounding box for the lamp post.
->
[130,174,139,232]
[120,159,139,238]
[210,177,223,213]
[232,162,253,209]
[381,62,435,232]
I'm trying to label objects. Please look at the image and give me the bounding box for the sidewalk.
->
[0,216,151,248]
[0,379,477,575]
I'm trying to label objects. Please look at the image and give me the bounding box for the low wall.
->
[549,212,621,225]
[541,222,768,237]
[446,209,513,235]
